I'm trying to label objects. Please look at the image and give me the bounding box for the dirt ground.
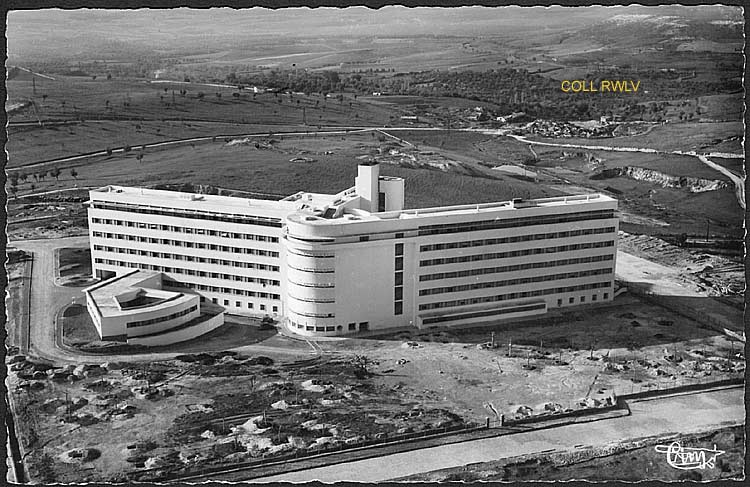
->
[618,231,744,296]
[8,354,467,483]
[321,293,745,424]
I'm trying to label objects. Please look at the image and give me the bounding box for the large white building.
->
[87,163,618,342]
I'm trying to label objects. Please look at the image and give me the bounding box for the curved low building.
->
[87,162,618,342]
[83,270,224,346]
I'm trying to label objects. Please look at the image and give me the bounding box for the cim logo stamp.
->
[654,441,725,470]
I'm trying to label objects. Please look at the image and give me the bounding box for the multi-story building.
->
[87,163,618,342]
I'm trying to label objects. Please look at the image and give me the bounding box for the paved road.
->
[252,387,744,483]
[9,236,312,365]
[697,154,745,209]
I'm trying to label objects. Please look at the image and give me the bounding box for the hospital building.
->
[85,163,618,345]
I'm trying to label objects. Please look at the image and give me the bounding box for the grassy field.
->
[58,247,92,283]
[7,132,560,209]
[7,76,400,126]
[7,121,324,168]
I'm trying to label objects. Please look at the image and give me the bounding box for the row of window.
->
[395,242,404,316]
[289,321,369,333]
[288,264,335,274]
[288,294,335,304]
[90,201,283,228]
[91,233,280,258]
[166,279,280,299]
[420,240,615,267]
[287,279,335,289]
[418,210,616,236]
[94,259,280,287]
[419,254,615,282]
[420,227,616,252]
[93,245,280,272]
[420,268,613,296]
[211,297,276,312]
[286,248,334,259]
[91,217,280,243]
[422,302,547,325]
[418,281,612,311]
[289,308,335,319]
[127,305,198,329]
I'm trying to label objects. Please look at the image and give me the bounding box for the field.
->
[325,293,744,424]
[6,131,560,209]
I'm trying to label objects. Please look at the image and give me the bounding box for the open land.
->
[5,5,744,484]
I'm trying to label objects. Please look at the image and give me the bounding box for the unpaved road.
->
[9,236,313,365]
[252,386,744,483]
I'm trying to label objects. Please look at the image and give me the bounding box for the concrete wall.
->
[127,312,225,347]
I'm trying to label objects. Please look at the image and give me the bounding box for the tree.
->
[51,167,62,181]
[70,168,78,179]
[350,354,378,378]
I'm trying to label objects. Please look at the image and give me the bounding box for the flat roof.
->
[90,185,326,220]
[288,193,616,226]
[84,270,194,317]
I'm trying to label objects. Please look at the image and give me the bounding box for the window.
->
[378,192,386,212]
[247,303,254,309]
[260,304,266,311]
[592,294,597,301]
[223,300,229,306]
[359,322,369,331]
[395,287,403,300]
[360,236,369,242]
[325,326,335,332]
[604,293,609,300]
[395,257,403,271]
[395,243,404,256]
[557,299,562,307]
[212,298,218,304]
[569,297,574,304]
[580,296,585,303]
[236,301,241,307]
[395,272,403,286]
[395,232,404,239]
[395,302,403,315]
[348,323,356,331]
[272,306,278,313]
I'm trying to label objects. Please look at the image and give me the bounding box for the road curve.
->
[10,236,311,365]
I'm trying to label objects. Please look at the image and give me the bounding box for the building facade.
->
[88,163,618,340]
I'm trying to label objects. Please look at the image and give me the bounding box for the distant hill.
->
[7,5,742,67]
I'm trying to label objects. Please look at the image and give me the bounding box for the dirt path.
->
[9,236,309,365]
[251,386,744,483]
